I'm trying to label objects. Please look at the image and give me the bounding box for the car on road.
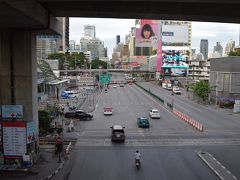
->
[65,110,93,120]
[149,109,161,119]
[172,86,181,95]
[104,107,113,115]
[64,111,76,118]
[119,83,124,87]
[137,117,150,128]
[75,112,93,120]
[113,85,117,88]
[110,125,125,142]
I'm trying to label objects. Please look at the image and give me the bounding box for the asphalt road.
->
[53,75,240,180]
[137,81,240,138]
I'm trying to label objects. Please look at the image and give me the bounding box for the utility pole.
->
[215,72,219,105]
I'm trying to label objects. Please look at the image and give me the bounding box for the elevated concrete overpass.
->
[1,0,240,162]
[60,69,155,74]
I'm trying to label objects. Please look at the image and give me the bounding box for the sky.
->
[69,18,240,58]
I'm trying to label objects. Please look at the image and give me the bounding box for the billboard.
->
[2,121,26,156]
[135,20,159,48]
[162,24,189,44]
[162,49,189,76]
[129,56,148,70]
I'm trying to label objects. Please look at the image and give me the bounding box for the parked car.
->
[104,107,113,115]
[64,110,93,120]
[75,112,93,120]
[110,125,125,142]
[64,111,76,118]
[149,109,161,119]
[172,86,181,94]
[137,117,150,128]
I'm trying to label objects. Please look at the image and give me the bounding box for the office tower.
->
[84,25,96,39]
[225,39,235,55]
[116,35,120,45]
[213,42,223,56]
[69,40,76,50]
[200,39,208,60]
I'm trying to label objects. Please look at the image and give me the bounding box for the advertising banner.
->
[162,24,189,44]
[1,105,23,119]
[2,121,26,156]
[162,49,189,76]
[27,121,38,144]
[135,20,159,48]
[129,56,148,70]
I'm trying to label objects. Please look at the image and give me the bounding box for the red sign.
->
[130,62,140,67]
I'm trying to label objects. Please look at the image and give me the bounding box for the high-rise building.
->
[84,25,96,39]
[116,35,120,45]
[80,37,105,60]
[36,35,59,59]
[80,25,106,59]
[69,40,76,50]
[200,39,208,60]
[213,42,223,57]
[36,17,69,59]
[62,17,69,51]
[225,39,235,55]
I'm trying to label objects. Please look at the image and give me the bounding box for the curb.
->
[197,151,238,180]
[40,161,64,180]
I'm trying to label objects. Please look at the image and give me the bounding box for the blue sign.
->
[27,121,37,144]
[1,105,23,119]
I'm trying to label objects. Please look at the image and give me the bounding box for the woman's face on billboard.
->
[143,30,151,39]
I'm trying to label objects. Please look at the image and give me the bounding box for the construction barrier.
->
[173,108,204,132]
[64,142,72,159]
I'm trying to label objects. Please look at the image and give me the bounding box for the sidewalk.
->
[0,148,64,180]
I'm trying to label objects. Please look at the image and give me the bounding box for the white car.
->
[173,86,181,94]
[104,107,113,115]
[113,85,117,88]
[149,109,161,119]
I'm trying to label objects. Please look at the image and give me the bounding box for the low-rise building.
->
[209,57,240,103]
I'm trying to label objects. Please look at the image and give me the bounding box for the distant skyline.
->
[69,18,240,58]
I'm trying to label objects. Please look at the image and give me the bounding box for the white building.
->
[69,40,76,50]
[80,37,105,60]
[84,25,96,39]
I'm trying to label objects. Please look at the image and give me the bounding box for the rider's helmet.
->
[136,150,139,153]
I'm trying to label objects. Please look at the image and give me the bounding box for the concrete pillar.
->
[0,31,38,125]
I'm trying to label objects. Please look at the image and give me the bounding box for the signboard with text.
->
[1,105,23,119]
[2,121,26,156]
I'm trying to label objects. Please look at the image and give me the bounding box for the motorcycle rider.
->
[135,150,141,164]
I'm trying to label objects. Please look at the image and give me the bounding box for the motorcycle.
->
[135,159,140,168]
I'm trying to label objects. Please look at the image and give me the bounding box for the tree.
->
[91,59,108,69]
[190,80,210,102]
[48,53,66,70]
[228,51,240,56]
[48,52,89,70]
[38,110,52,131]
[68,52,89,69]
